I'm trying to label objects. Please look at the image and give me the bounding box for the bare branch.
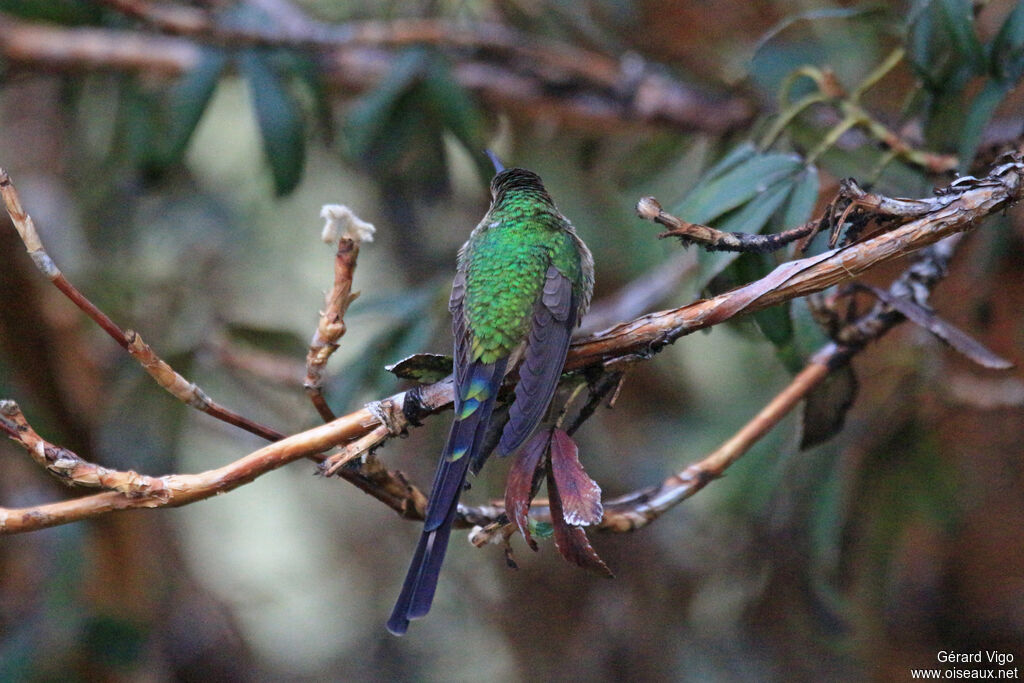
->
[0,11,753,135]
[573,153,1023,370]
[0,402,376,533]
[1,154,1020,535]
[636,196,818,252]
[1,400,168,497]
[470,232,975,539]
[0,168,285,443]
[305,205,375,422]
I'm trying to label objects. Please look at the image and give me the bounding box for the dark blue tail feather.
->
[387,359,507,635]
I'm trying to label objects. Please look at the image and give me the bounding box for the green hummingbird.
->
[387,154,594,635]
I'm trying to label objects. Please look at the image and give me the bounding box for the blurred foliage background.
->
[1,0,1023,680]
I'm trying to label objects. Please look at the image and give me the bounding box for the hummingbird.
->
[387,155,594,635]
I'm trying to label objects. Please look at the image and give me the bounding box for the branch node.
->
[367,397,407,437]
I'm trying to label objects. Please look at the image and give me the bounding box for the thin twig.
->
[636,196,818,252]
[304,205,375,422]
[764,52,958,173]
[0,401,387,532]
[0,168,285,443]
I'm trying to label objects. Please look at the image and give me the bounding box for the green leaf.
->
[161,49,227,167]
[990,1,1024,82]
[781,165,820,230]
[789,296,831,361]
[906,0,941,85]
[752,6,886,60]
[82,616,146,667]
[0,0,101,24]
[386,353,453,383]
[277,52,334,138]
[239,50,307,196]
[906,0,978,87]
[343,48,460,197]
[223,322,307,357]
[328,288,441,411]
[936,0,986,74]
[695,177,797,287]
[421,56,488,179]
[686,162,819,364]
[345,49,425,161]
[674,151,803,224]
[957,79,1008,173]
[113,82,162,170]
[750,289,794,356]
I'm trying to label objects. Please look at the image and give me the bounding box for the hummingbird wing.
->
[496,264,577,456]
[387,271,507,635]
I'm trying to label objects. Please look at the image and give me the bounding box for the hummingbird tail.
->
[387,359,507,635]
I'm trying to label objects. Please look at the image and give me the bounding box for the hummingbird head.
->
[489,168,551,206]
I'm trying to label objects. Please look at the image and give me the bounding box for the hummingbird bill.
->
[387,156,594,635]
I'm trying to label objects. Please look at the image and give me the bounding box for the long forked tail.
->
[387,359,507,635]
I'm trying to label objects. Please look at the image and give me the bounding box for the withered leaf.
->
[866,285,1014,370]
[504,429,550,551]
[548,429,603,526]
[546,443,613,578]
[800,360,858,450]
[385,353,453,382]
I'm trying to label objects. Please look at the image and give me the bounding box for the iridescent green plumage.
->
[387,163,593,635]
[462,191,590,364]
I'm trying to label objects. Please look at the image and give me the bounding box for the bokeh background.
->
[1,1,1023,680]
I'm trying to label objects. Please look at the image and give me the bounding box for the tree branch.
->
[470,233,972,540]
[1,153,1020,535]
[304,205,375,422]
[0,167,285,443]
[0,11,753,134]
[574,153,1022,370]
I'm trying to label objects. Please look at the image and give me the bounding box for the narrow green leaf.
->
[936,0,986,74]
[421,56,487,178]
[113,83,161,169]
[906,0,940,84]
[789,296,831,361]
[990,1,1024,82]
[345,49,425,160]
[753,6,885,59]
[282,53,335,137]
[0,0,102,24]
[698,142,760,182]
[162,49,227,166]
[675,152,803,224]
[781,165,820,230]
[223,322,307,356]
[239,50,307,196]
[957,79,1008,173]
[747,278,794,355]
